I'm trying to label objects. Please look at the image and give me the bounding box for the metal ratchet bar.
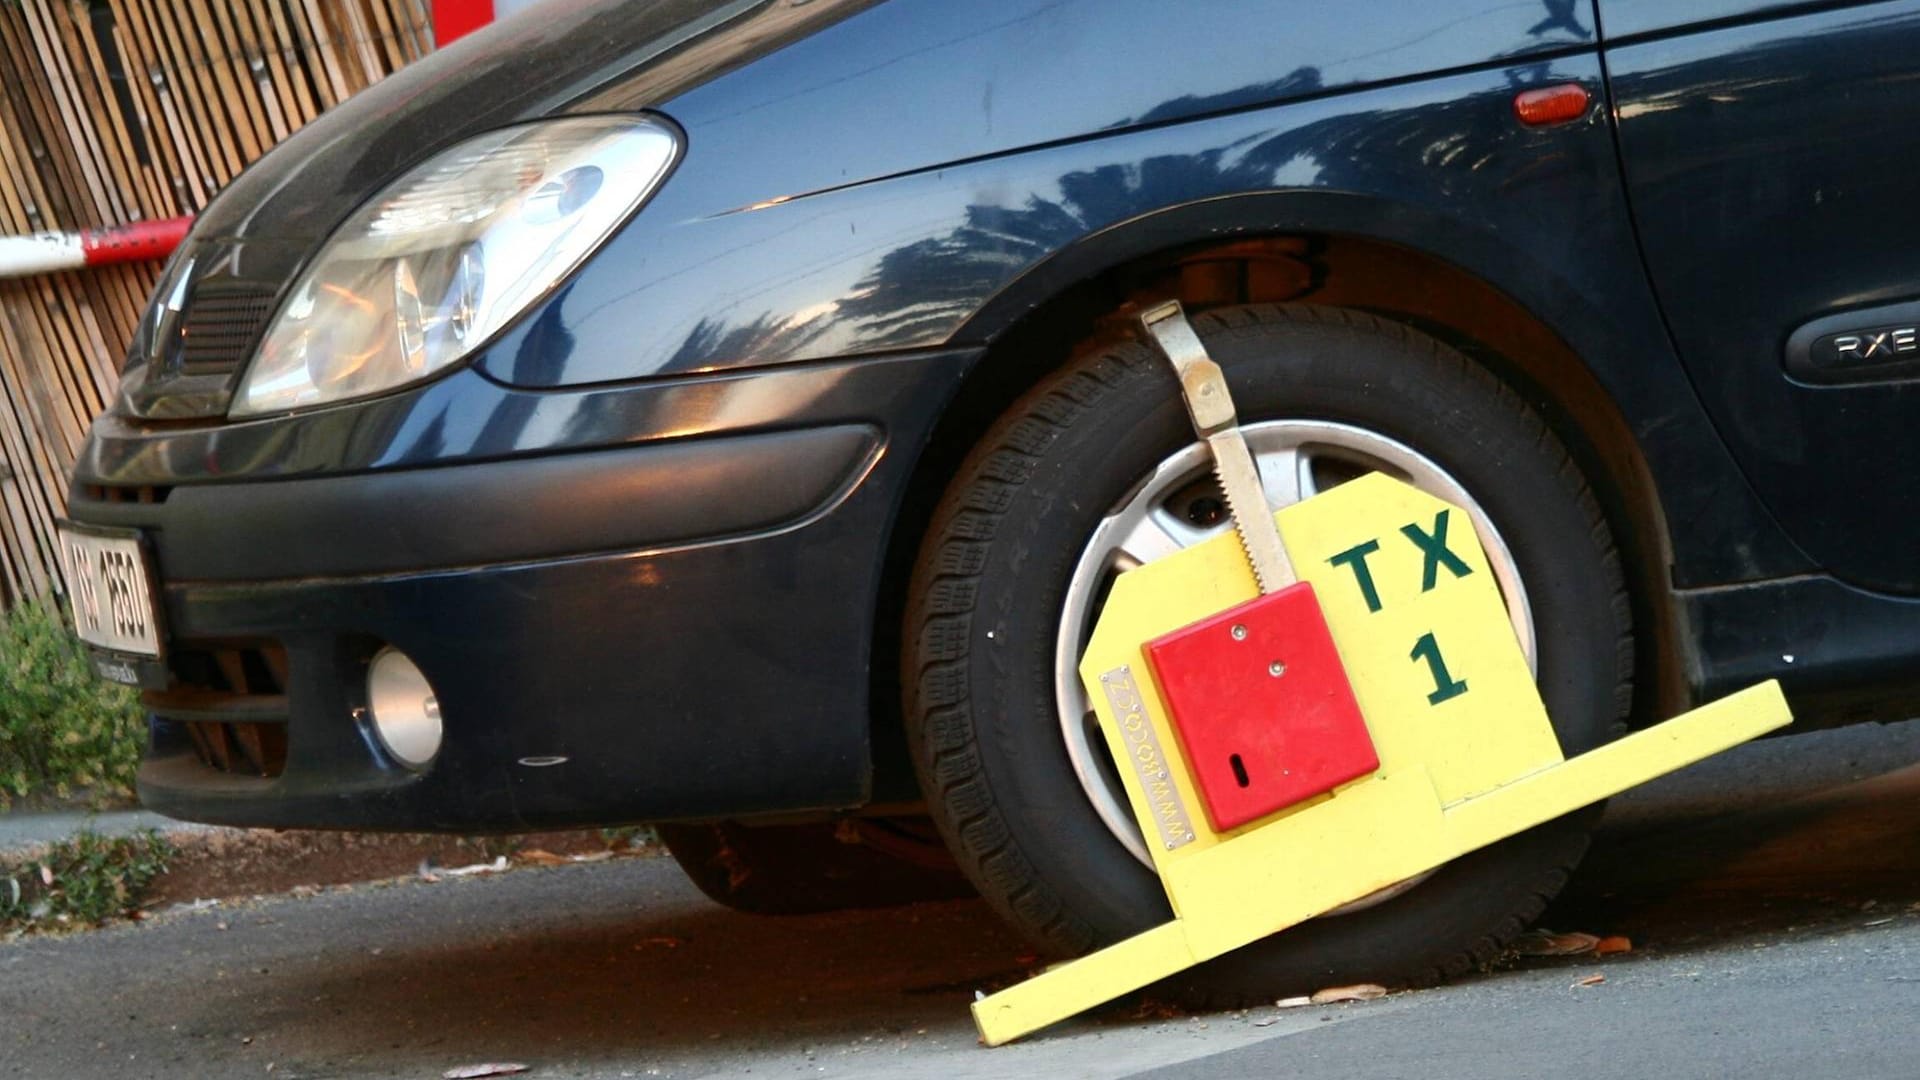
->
[1139,301,1297,594]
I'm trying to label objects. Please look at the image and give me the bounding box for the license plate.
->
[56,523,162,658]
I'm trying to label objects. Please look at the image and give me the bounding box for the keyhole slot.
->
[1229,753,1251,788]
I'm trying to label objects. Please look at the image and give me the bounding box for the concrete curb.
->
[0,807,209,854]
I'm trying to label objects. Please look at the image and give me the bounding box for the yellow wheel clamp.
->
[970,302,1791,1046]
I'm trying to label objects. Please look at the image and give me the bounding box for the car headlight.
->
[230,115,680,418]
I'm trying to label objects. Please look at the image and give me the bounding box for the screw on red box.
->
[1144,580,1377,832]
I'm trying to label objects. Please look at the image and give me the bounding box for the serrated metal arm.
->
[1139,301,1296,593]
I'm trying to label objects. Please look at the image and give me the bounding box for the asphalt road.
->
[5,720,1920,1080]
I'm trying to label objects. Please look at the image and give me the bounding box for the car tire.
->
[902,303,1632,1003]
[658,817,975,915]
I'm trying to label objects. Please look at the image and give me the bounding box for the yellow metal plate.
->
[1081,472,1561,881]
[972,473,1793,1046]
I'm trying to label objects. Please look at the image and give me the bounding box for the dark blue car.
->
[57,0,1920,999]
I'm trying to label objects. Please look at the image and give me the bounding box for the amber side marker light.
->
[1513,83,1591,126]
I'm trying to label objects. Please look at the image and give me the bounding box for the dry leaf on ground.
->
[1572,974,1606,988]
[1310,983,1387,1004]
[1594,935,1633,955]
[443,1065,529,1079]
[515,849,569,867]
[1274,996,1314,1009]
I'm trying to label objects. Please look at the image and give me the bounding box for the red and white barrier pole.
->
[432,0,495,45]
[0,217,193,280]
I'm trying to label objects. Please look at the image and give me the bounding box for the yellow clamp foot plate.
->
[972,473,1791,1046]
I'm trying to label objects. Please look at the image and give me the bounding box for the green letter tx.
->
[1401,510,1473,591]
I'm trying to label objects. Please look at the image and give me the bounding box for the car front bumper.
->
[67,350,972,831]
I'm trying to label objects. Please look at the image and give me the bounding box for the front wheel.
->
[903,303,1632,1003]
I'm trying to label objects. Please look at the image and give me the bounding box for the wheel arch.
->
[867,196,1689,804]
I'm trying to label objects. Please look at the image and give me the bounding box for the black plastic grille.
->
[176,282,276,377]
[146,642,291,779]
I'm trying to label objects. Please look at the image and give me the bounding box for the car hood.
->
[180,0,1601,258]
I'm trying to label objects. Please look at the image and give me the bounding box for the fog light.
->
[366,648,443,769]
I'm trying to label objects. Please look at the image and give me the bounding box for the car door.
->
[1601,0,1920,593]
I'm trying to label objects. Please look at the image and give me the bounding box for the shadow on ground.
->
[1551,755,1920,952]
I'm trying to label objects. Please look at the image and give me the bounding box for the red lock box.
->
[1144,581,1378,831]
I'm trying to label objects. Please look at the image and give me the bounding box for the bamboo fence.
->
[0,0,432,611]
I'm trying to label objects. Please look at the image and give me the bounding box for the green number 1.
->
[1409,632,1469,705]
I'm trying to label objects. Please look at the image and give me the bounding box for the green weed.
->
[0,829,172,930]
[0,597,146,808]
